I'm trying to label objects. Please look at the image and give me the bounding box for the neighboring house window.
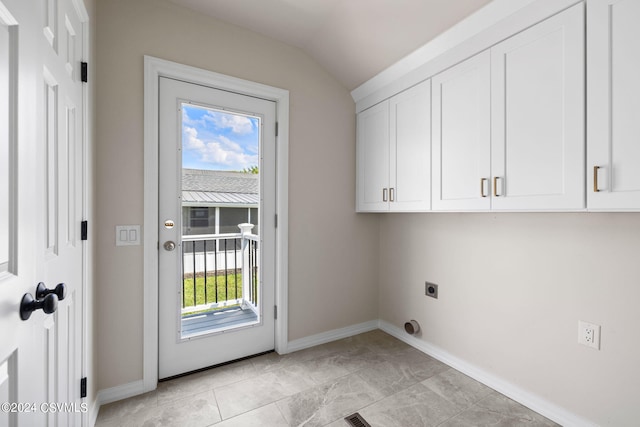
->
[219,207,250,234]
[190,207,209,228]
[219,207,250,250]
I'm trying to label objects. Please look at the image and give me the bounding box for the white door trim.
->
[143,56,289,392]
[75,1,91,425]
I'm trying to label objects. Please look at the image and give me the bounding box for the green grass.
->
[182,273,243,309]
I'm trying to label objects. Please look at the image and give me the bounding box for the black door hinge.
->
[274,305,278,320]
[81,62,88,83]
[81,221,88,241]
[80,377,87,398]
[275,122,278,137]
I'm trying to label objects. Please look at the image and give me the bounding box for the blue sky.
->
[181,104,260,171]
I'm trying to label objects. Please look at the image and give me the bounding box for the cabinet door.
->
[491,3,585,210]
[357,100,390,212]
[432,51,491,211]
[588,0,640,210]
[390,80,431,211]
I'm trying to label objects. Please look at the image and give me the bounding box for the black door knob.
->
[20,293,58,321]
[36,282,66,301]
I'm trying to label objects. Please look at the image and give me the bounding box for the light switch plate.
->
[116,225,141,246]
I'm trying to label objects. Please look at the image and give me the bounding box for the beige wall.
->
[378,213,640,426]
[95,0,379,390]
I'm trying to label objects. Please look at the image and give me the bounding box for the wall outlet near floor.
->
[425,282,438,299]
[578,321,601,350]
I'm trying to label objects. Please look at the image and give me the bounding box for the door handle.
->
[36,282,66,301]
[20,292,58,321]
[164,241,176,251]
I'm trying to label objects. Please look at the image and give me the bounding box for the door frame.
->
[77,1,91,424]
[143,56,289,392]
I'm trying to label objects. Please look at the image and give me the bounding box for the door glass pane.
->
[180,103,261,337]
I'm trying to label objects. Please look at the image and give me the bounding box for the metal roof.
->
[182,169,258,206]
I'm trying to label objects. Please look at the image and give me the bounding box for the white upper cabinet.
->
[491,3,585,210]
[356,1,594,213]
[432,51,491,211]
[357,101,390,212]
[357,80,431,212]
[432,3,584,211]
[391,80,431,211]
[587,0,640,210]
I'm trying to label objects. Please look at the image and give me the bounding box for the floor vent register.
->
[344,412,371,427]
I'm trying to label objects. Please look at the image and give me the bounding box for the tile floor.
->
[96,330,559,427]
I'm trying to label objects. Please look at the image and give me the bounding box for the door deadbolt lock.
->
[163,241,176,251]
[164,220,175,229]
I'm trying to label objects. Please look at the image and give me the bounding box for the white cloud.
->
[182,108,205,128]
[206,111,255,135]
[183,126,258,170]
[184,126,205,150]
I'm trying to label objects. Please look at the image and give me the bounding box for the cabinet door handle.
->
[593,166,600,192]
[493,177,501,197]
[389,188,395,202]
[382,188,388,202]
[480,178,488,198]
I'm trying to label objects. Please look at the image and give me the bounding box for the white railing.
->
[181,223,259,315]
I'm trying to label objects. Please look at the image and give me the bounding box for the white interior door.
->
[158,77,276,379]
[0,0,86,425]
[0,2,41,425]
[39,0,86,424]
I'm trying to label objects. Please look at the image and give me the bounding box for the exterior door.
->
[0,0,87,425]
[158,77,276,379]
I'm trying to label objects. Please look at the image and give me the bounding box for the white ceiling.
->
[167,0,493,90]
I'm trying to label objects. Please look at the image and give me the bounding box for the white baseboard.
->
[92,379,145,425]
[96,379,145,405]
[378,320,597,427]
[285,320,379,354]
[89,398,100,427]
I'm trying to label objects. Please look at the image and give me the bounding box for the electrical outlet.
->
[425,282,438,299]
[578,321,600,350]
